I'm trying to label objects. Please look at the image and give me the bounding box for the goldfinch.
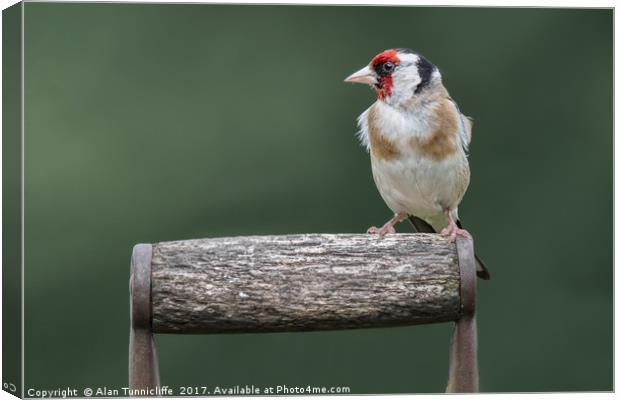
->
[345,48,490,280]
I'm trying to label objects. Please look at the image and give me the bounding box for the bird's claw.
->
[367,225,396,237]
[440,225,472,240]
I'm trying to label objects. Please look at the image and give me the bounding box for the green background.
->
[21,3,611,394]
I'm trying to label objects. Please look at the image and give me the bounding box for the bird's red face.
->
[369,49,400,100]
[344,48,438,104]
[344,49,401,100]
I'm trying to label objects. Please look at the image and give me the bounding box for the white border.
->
[20,1,24,398]
[0,2,615,400]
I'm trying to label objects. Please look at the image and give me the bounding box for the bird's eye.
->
[382,62,395,74]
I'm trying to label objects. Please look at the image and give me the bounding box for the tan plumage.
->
[407,97,459,161]
[345,48,490,280]
[367,105,399,160]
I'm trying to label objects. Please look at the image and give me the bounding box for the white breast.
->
[357,101,435,150]
[371,151,468,222]
[358,100,470,230]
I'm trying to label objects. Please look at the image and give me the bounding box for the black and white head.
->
[344,48,443,106]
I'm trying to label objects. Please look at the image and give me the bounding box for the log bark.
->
[150,233,462,334]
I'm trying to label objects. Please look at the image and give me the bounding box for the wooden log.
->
[150,233,462,334]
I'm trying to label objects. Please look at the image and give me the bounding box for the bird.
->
[344,48,490,280]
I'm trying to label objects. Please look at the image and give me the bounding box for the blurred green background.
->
[21,3,611,394]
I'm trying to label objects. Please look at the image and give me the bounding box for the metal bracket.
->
[129,244,160,391]
[446,235,479,392]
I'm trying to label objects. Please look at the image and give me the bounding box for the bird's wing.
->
[461,114,473,145]
[445,96,473,152]
[408,215,490,280]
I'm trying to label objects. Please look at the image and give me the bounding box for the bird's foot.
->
[367,213,407,237]
[440,222,472,240]
[367,224,396,237]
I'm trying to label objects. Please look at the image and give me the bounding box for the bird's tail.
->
[473,254,490,280]
[408,216,490,280]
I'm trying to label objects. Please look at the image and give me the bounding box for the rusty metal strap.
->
[456,236,476,317]
[129,244,160,391]
[446,236,479,393]
[130,244,152,329]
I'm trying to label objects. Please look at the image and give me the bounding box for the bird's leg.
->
[440,210,472,239]
[367,213,408,237]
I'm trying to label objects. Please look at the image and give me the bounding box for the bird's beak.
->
[344,65,378,85]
